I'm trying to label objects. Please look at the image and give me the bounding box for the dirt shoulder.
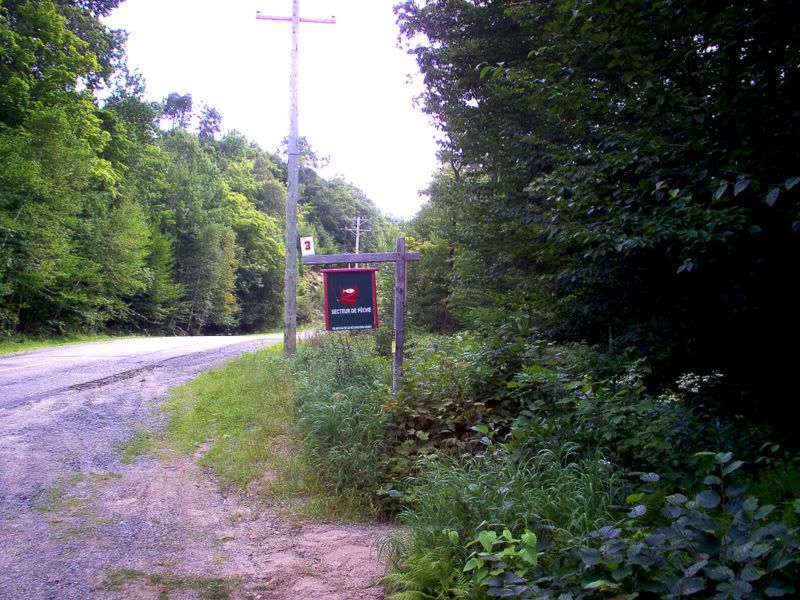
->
[0,339,389,599]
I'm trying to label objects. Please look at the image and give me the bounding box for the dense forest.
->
[0,0,396,338]
[401,0,799,429]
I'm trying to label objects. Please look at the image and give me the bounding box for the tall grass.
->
[292,333,392,517]
[396,441,620,556]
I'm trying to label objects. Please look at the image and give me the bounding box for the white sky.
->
[103,0,440,220]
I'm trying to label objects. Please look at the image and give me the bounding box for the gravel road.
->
[0,337,389,599]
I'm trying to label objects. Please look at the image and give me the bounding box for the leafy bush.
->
[529,453,800,599]
[384,441,620,598]
[387,452,800,599]
[388,332,772,490]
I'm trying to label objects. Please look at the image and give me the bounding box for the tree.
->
[162,92,193,129]
[398,0,800,421]
[197,104,221,142]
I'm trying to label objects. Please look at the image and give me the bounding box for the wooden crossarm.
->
[302,251,420,265]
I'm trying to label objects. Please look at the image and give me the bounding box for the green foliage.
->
[398,0,800,425]
[399,442,619,554]
[296,269,323,326]
[382,335,478,459]
[292,333,393,516]
[384,441,619,599]
[380,330,800,598]
[1,1,392,338]
[526,454,800,599]
[462,527,539,599]
[383,531,469,600]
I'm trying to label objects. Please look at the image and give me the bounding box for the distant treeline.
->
[0,0,397,336]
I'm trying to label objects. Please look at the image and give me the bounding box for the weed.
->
[292,333,392,517]
[399,441,619,555]
[34,486,68,513]
[34,472,119,539]
[104,568,232,599]
[118,428,159,464]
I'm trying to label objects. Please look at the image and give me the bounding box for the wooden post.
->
[392,237,407,393]
[283,0,300,356]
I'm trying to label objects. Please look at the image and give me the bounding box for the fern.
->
[381,543,469,600]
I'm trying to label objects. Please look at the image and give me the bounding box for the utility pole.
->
[345,216,371,254]
[256,3,335,356]
[345,215,370,268]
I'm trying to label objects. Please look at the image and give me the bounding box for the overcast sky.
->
[103,0,440,220]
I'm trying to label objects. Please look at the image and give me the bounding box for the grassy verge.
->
[0,333,144,355]
[160,341,339,516]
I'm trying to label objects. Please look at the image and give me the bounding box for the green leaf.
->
[518,547,538,566]
[785,176,800,190]
[750,543,772,559]
[722,460,744,476]
[715,452,733,465]
[704,475,722,486]
[684,559,707,577]
[478,530,498,553]
[581,548,601,566]
[666,493,688,505]
[714,181,729,201]
[741,564,765,582]
[628,504,646,518]
[765,582,795,597]
[679,576,706,595]
[742,496,758,512]
[765,187,780,206]
[463,557,483,572]
[734,178,749,196]
[696,490,721,508]
[626,493,645,504]
[584,580,620,591]
[707,566,734,581]
[520,530,537,548]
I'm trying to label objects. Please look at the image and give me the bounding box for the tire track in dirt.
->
[0,338,389,599]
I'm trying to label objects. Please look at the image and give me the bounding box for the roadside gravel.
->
[0,338,389,599]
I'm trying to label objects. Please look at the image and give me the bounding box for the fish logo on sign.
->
[338,286,359,305]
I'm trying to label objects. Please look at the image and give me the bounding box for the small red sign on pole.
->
[322,268,379,331]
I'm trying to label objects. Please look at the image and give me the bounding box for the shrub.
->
[384,441,621,598]
[530,452,800,599]
[387,452,800,599]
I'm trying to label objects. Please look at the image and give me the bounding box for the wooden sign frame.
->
[303,237,419,393]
